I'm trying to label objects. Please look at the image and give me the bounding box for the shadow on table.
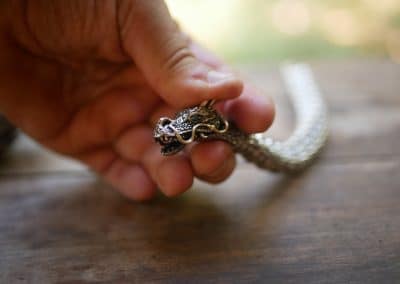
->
[10,171,307,280]
[37,175,297,241]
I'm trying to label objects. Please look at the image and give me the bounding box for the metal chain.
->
[208,64,328,172]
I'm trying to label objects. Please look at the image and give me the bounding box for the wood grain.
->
[0,60,399,283]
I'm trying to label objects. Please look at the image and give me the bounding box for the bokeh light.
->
[320,9,363,46]
[270,0,311,36]
[165,0,400,63]
[386,29,400,63]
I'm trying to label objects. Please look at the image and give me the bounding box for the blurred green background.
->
[165,0,400,63]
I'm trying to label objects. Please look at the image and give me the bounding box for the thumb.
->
[117,0,243,108]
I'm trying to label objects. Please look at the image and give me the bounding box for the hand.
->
[0,0,274,200]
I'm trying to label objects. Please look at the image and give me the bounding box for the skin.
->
[0,0,274,201]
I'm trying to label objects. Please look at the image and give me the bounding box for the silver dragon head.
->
[153,101,229,155]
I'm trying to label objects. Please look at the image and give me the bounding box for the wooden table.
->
[1,60,399,283]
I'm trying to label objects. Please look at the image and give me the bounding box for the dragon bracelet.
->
[153,64,328,173]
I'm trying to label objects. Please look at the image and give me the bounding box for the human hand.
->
[0,0,274,200]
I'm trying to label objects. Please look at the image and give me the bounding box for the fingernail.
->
[207,70,236,85]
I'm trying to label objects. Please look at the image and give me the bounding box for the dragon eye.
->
[159,117,171,127]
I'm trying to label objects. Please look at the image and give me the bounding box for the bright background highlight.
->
[166,0,400,63]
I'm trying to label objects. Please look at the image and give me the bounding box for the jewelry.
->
[153,64,328,172]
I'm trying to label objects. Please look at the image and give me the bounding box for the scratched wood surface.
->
[0,60,399,284]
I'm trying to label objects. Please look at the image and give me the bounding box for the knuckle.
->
[162,37,195,73]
